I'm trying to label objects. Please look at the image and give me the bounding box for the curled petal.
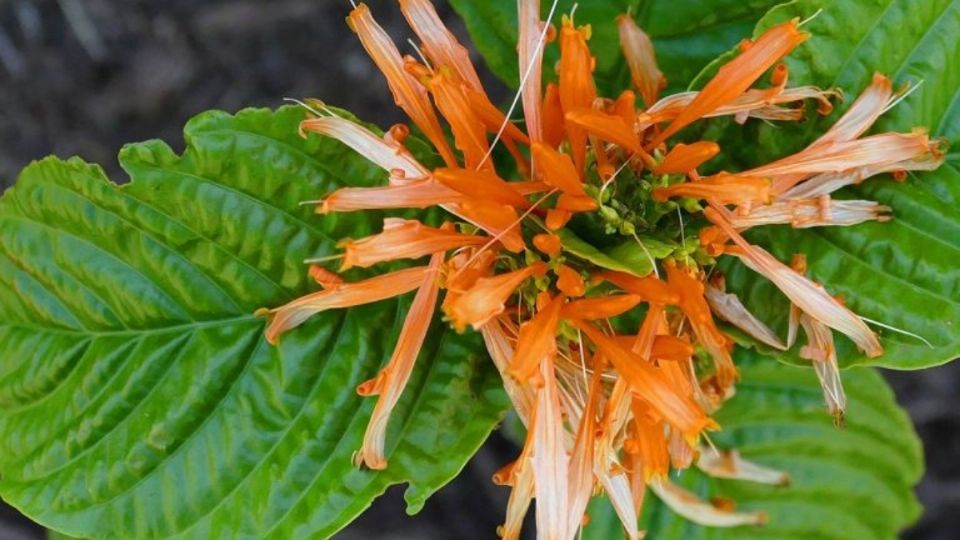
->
[706,207,883,357]
[348,3,456,165]
[705,280,786,350]
[650,476,767,527]
[301,116,427,179]
[697,446,790,486]
[260,266,430,344]
[799,313,847,422]
[355,251,443,469]
[617,15,664,107]
[339,218,485,270]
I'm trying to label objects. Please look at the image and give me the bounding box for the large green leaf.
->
[582,353,923,539]
[448,0,782,95]
[0,106,508,539]
[711,0,960,370]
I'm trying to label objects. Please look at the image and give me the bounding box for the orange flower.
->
[348,3,456,166]
[556,264,586,297]
[654,141,721,175]
[518,0,546,142]
[260,265,431,344]
[533,233,562,256]
[593,270,679,306]
[560,294,643,320]
[318,178,465,214]
[617,15,664,107]
[542,82,565,148]
[558,16,598,174]
[508,294,564,384]
[445,262,548,330]
[419,67,492,171]
[665,260,738,390]
[653,173,771,205]
[434,168,531,209]
[399,0,483,92]
[300,115,428,180]
[338,219,486,270]
[356,250,443,469]
[650,19,808,147]
[705,207,883,357]
[565,108,644,155]
[531,142,589,197]
[575,321,714,440]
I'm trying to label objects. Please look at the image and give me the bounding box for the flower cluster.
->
[259,1,945,537]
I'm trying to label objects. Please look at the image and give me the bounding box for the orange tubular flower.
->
[617,15,664,107]
[651,335,696,362]
[556,264,586,296]
[560,294,644,320]
[654,141,721,175]
[574,321,714,440]
[356,250,443,469]
[318,178,465,214]
[348,3,456,166]
[531,142,589,197]
[593,270,679,305]
[705,207,883,357]
[433,168,531,209]
[665,261,738,391]
[455,199,525,252]
[420,68,493,171]
[542,82,565,148]
[650,19,808,148]
[260,265,431,344]
[445,262,548,331]
[653,173,771,205]
[509,294,564,385]
[338,219,486,270]
[300,115,428,180]
[531,352,571,540]
[399,0,483,92]
[565,108,644,155]
[533,233,562,256]
[627,400,671,480]
[727,198,891,229]
[558,17,598,174]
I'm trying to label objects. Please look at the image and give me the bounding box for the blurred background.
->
[0,0,957,538]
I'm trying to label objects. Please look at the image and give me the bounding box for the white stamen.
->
[798,8,823,27]
[303,254,345,264]
[860,316,935,348]
[881,79,924,115]
[407,38,433,70]
[348,0,358,9]
[283,97,330,118]
[477,0,561,170]
[630,231,660,278]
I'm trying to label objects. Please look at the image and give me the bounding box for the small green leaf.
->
[0,106,508,538]
[711,0,960,369]
[557,228,669,276]
[449,0,782,95]
[582,352,923,540]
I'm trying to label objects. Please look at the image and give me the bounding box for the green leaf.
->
[582,352,923,539]
[710,0,960,369]
[557,228,671,276]
[0,106,508,539]
[449,0,782,95]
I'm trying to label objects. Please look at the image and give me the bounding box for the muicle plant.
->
[0,0,956,539]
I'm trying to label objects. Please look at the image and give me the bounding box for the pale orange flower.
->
[338,218,486,270]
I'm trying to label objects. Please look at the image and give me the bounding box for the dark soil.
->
[0,1,956,538]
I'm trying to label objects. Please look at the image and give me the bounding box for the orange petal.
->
[556,264,586,297]
[653,173,771,205]
[654,141,721,175]
[348,3,456,166]
[533,233,562,256]
[617,15,664,107]
[399,0,484,91]
[518,0,546,142]
[559,17,598,174]
[542,82,565,148]
[560,294,643,320]
[339,218,485,270]
[532,142,588,197]
[434,167,531,208]
[445,262,548,330]
[650,19,808,147]
[565,108,643,155]
[508,295,564,383]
